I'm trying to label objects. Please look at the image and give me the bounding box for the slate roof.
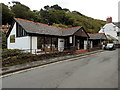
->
[62,26,81,36]
[88,33,107,40]
[14,18,63,36]
[14,18,84,37]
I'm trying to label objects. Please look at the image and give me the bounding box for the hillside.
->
[1,3,106,33]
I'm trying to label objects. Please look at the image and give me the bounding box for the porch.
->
[36,35,88,52]
[30,27,89,54]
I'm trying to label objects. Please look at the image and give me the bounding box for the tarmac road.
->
[2,49,118,88]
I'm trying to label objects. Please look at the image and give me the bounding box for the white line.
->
[1,51,104,78]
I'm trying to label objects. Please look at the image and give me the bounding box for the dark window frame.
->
[117,32,120,36]
[37,36,58,51]
[16,23,28,37]
[10,35,15,43]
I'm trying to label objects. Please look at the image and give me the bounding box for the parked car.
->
[103,43,116,50]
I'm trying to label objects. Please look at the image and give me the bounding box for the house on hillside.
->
[99,17,120,44]
[88,33,107,48]
[7,18,90,54]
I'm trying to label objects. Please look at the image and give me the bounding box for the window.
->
[37,37,44,49]
[10,35,15,43]
[117,32,120,36]
[60,40,64,42]
[45,37,51,49]
[37,36,58,50]
[69,36,72,43]
[52,37,58,48]
[16,23,27,37]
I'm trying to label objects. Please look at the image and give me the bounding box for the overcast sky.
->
[1,0,119,22]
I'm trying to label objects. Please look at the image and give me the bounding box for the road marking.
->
[1,51,104,78]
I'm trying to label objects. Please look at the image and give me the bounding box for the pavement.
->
[1,49,103,76]
[2,49,118,88]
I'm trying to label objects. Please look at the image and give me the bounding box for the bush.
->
[2,49,22,58]
[2,49,73,67]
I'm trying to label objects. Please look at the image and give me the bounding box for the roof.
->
[0,24,9,29]
[106,35,118,40]
[88,33,107,40]
[7,18,89,37]
[14,18,63,36]
[62,26,81,36]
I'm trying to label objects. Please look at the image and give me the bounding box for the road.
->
[2,49,118,88]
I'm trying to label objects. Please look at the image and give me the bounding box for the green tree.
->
[12,1,21,5]
[32,10,41,22]
[39,10,50,24]
[1,3,15,25]
[62,8,70,12]
[11,4,35,20]
[51,4,62,10]
[44,5,50,10]
[2,31,7,49]
[53,23,69,28]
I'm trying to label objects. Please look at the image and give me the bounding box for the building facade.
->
[7,18,90,54]
[99,17,120,43]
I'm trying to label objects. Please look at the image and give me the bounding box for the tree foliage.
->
[2,31,7,49]
[44,5,50,10]
[1,3,15,25]
[51,4,62,10]
[2,3,105,33]
[11,4,35,20]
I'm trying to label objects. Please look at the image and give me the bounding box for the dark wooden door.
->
[80,39,84,49]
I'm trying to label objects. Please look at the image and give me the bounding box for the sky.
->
[1,0,120,22]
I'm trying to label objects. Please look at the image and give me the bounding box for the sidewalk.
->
[1,50,104,76]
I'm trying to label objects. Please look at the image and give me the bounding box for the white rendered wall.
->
[7,23,16,49]
[31,36,37,53]
[99,23,118,40]
[7,23,31,50]
[15,36,30,49]
[32,36,37,50]
[58,38,64,51]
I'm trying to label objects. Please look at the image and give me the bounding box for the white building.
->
[7,18,89,54]
[99,17,120,43]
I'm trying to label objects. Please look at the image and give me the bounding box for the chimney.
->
[106,17,112,23]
